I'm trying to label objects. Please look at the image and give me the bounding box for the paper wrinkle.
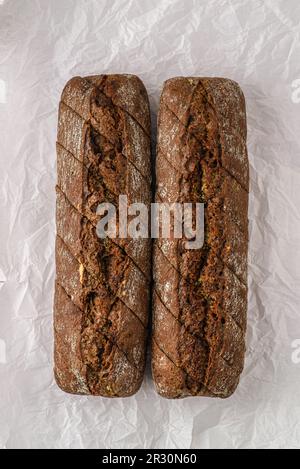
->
[1,0,300,449]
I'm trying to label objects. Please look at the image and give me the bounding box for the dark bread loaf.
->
[54,74,151,397]
[152,77,249,398]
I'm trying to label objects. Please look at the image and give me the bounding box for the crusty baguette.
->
[152,77,249,398]
[54,74,151,397]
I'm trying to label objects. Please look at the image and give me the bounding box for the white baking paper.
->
[1,0,300,449]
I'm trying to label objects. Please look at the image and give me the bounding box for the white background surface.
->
[1,0,300,449]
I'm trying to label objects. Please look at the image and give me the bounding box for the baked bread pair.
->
[54,74,248,398]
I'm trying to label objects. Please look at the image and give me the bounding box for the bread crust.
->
[152,77,249,398]
[54,75,151,397]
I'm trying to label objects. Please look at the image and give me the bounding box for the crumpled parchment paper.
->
[1,0,300,449]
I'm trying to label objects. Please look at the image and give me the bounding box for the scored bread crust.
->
[54,74,151,397]
[152,77,249,398]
